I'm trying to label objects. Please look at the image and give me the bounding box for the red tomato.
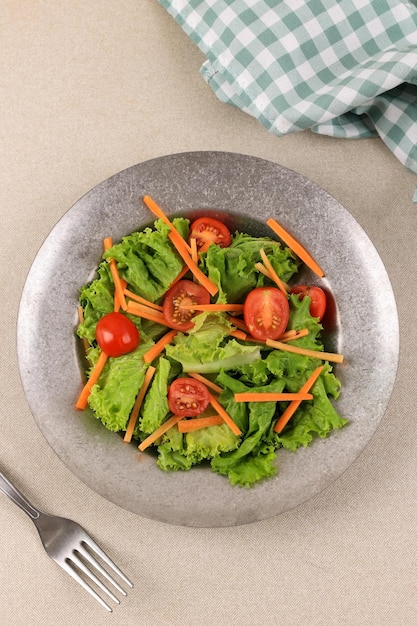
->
[95,312,140,357]
[243,287,290,341]
[168,378,210,417]
[189,217,232,249]
[163,280,210,331]
[290,285,327,320]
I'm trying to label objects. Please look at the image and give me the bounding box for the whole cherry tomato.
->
[95,312,140,357]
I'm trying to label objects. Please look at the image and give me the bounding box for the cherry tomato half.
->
[290,285,327,320]
[189,217,232,249]
[168,378,210,417]
[163,279,211,331]
[243,287,290,341]
[95,312,140,357]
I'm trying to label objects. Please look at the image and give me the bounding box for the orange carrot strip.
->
[77,306,91,359]
[124,289,163,311]
[227,316,249,332]
[209,394,242,436]
[103,237,128,311]
[188,372,223,394]
[114,279,128,311]
[168,232,218,297]
[229,329,247,340]
[274,366,323,433]
[169,264,190,287]
[234,392,313,402]
[143,195,193,254]
[180,303,244,312]
[265,338,344,363]
[258,250,289,295]
[190,237,198,263]
[279,328,309,342]
[126,301,172,327]
[178,416,224,433]
[75,351,108,410]
[138,414,184,451]
[143,330,178,364]
[266,218,325,277]
[123,366,156,443]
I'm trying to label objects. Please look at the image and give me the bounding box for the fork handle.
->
[0,471,40,519]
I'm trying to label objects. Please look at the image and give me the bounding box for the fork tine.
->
[76,543,127,595]
[60,559,115,612]
[81,537,134,588]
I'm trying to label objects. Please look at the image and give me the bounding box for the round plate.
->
[17,151,399,527]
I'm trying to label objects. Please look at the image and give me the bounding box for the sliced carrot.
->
[126,301,172,327]
[169,264,190,287]
[103,237,128,311]
[266,218,325,278]
[229,329,247,340]
[188,372,223,394]
[75,350,108,410]
[180,303,244,313]
[227,316,249,332]
[274,366,323,433]
[168,232,218,297]
[279,328,309,342]
[178,416,224,433]
[143,330,178,364]
[258,250,289,295]
[114,279,128,311]
[142,195,193,254]
[123,366,156,443]
[209,394,242,436]
[234,392,313,402]
[138,414,184,451]
[77,306,91,359]
[124,289,163,312]
[265,338,344,363]
[190,237,198,265]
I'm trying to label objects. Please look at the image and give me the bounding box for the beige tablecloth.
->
[1,2,417,624]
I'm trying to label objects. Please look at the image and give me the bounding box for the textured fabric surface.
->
[1,1,417,624]
[159,0,417,177]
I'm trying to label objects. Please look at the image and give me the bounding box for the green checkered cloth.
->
[158,0,417,192]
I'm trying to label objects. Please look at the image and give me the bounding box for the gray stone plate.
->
[17,151,399,527]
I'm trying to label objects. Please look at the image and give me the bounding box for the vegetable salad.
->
[76,198,347,487]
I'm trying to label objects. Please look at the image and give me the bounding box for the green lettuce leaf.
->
[137,357,171,435]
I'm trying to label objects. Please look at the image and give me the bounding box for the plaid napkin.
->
[158,0,417,193]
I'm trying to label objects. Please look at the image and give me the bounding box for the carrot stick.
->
[274,366,323,433]
[190,237,198,264]
[266,218,325,277]
[168,232,218,297]
[178,416,224,433]
[123,366,156,442]
[114,279,128,311]
[227,316,249,332]
[229,329,247,340]
[126,301,173,327]
[265,338,344,363]
[258,250,289,294]
[77,306,91,359]
[234,392,313,402]
[103,237,128,311]
[188,372,223,394]
[169,264,190,287]
[142,195,193,254]
[279,328,309,342]
[75,351,108,410]
[209,394,242,436]
[124,289,163,311]
[180,303,244,313]
[143,330,178,364]
[138,414,184,451]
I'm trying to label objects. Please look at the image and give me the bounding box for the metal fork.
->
[0,470,133,612]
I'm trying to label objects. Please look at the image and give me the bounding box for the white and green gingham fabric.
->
[158,0,417,193]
